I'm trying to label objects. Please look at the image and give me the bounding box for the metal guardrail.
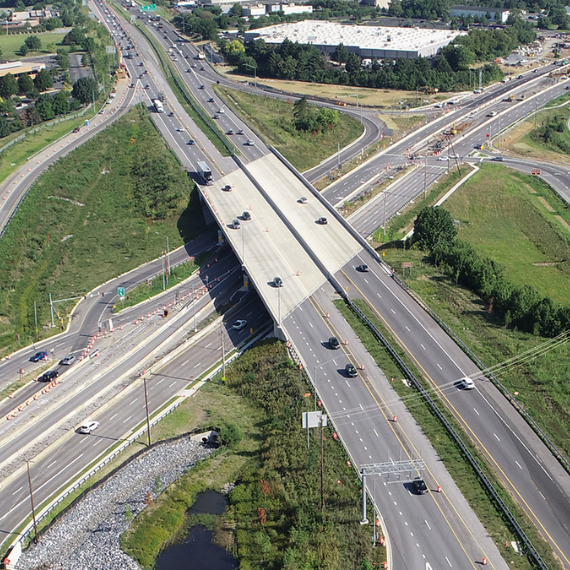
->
[345,298,548,569]
[392,272,570,476]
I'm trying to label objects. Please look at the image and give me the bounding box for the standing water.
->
[155,491,237,570]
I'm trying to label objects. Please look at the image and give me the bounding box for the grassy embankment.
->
[334,300,560,570]
[379,164,570,462]
[121,340,385,570]
[216,86,365,173]
[0,32,67,60]
[0,105,206,356]
[501,90,570,161]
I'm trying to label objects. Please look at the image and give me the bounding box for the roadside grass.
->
[443,164,570,304]
[122,340,384,569]
[502,91,570,161]
[335,300,561,570]
[0,33,67,60]
[379,244,570,463]
[112,256,205,313]
[0,105,206,356]
[216,85,364,172]
[390,114,426,132]
[0,112,96,184]
[372,165,469,244]
[220,73,449,108]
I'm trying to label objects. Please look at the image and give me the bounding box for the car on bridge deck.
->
[222,184,232,192]
[317,217,328,225]
[241,211,251,221]
[273,276,283,287]
[357,264,369,272]
[231,219,241,229]
[299,197,308,204]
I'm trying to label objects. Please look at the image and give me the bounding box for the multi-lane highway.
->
[2,3,570,569]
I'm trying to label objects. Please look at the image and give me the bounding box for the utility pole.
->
[424,152,428,198]
[321,414,325,511]
[337,142,340,169]
[221,323,226,380]
[143,376,151,447]
[27,462,38,544]
[34,301,38,334]
[49,293,54,328]
[192,284,197,332]
[161,252,165,291]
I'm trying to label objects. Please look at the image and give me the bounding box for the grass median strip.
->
[334,299,561,570]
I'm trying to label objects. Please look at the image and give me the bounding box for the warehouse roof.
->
[244,20,465,54]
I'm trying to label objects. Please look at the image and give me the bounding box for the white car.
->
[245,140,255,146]
[232,320,247,331]
[437,156,448,161]
[459,377,475,390]
[299,196,308,204]
[78,421,100,434]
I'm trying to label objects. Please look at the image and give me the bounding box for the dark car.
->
[60,355,75,365]
[412,478,428,495]
[317,217,328,225]
[39,370,59,382]
[30,351,48,362]
[242,211,251,221]
[358,264,369,272]
[345,363,358,377]
[329,337,340,349]
[72,127,81,133]
[491,156,504,162]
[273,276,283,287]
[227,129,234,135]
[222,184,232,192]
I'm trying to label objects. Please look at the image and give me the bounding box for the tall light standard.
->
[243,63,257,89]
[155,232,170,289]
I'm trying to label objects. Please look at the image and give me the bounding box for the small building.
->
[242,4,266,17]
[450,5,510,23]
[0,61,46,79]
[8,8,60,27]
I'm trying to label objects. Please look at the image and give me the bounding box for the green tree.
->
[34,69,53,92]
[0,116,11,138]
[345,52,361,73]
[18,43,29,56]
[0,73,18,99]
[25,35,42,50]
[229,2,242,17]
[35,98,55,121]
[71,77,97,104]
[56,49,70,71]
[18,73,34,96]
[317,107,339,129]
[333,42,349,63]
[219,423,243,448]
[52,92,70,115]
[44,17,63,31]
[413,206,458,251]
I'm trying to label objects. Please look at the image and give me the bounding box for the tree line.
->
[411,206,570,337]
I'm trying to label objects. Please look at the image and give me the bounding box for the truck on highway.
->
[153,99,164,113]
[196,52,206,60]
[197,161,213,185]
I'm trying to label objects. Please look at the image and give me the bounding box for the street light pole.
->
[27,461,38,544]
[143,376,151,447]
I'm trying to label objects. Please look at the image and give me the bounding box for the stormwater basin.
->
[155,491,236,570]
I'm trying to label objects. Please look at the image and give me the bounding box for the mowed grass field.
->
[0,105,206,355]
[443,164,570,304]
[0,32,67,59]
[217,86,364,172]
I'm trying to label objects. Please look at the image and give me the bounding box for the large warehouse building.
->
[244,21,465,59]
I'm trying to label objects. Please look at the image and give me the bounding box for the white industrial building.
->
[242,3,313,17]
[244,21,466,59]
[450,5,510,23]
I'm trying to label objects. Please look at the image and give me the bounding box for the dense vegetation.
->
[410,204,570,337]
[0,105,205,354]
[123,340,383,569]
[531,113,570,153]
[0,3,116,140]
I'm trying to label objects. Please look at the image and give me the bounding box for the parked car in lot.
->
[30,351,47,362]
[232,319,247,330]
[77,421,100,434]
